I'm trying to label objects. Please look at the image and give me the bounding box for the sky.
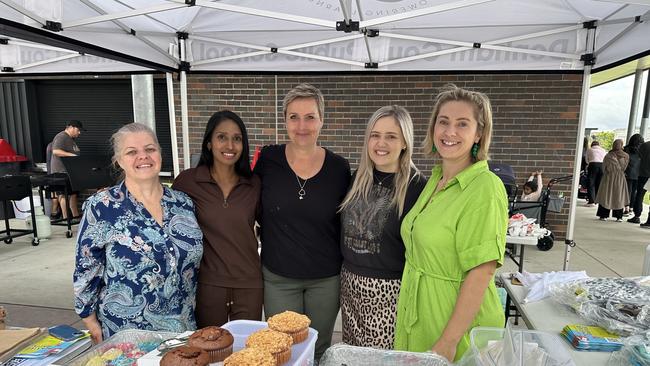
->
[586,70,648,133]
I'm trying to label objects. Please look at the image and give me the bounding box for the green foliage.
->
[591,131,615,151]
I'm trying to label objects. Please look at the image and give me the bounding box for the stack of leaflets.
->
[561,324,623,352]
[1,334,90,366]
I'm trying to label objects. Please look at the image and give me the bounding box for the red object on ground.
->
[0,139,28,162]
[250,146,261,170]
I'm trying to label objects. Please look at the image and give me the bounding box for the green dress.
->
[394,160,508,361]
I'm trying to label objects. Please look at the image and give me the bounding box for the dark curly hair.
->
[624,133,644,155]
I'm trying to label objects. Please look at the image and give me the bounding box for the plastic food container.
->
[470,327,575,366]
[223,319,318,366]
[320,343,452,366]
[53,329,177,366]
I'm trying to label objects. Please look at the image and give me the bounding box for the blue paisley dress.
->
[73,182,204,339]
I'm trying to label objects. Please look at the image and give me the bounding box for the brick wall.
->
[175,73,583,239]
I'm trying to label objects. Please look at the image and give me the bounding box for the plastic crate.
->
[320,343,451,366]
[223,319,318,366]
[53,329,177,366]
[470,327,575,366]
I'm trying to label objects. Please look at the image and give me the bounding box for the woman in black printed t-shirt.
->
[338,105,426,349]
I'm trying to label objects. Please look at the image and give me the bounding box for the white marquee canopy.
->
[0,0,650,74]
[1,0,650,269]
[0,0,649,73]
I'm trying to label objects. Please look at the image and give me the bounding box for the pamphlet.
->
[561,324,623,352]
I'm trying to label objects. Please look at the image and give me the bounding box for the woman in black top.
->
[254,83,350,360]
[339,105,426,349]
[623,133,643,216]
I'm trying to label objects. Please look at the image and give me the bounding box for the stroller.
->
[488,162,518,203]
[488,163,571,251]
[511,175,572,251]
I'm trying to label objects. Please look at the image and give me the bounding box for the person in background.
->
[50,120,83,218]
[45,142,61,220]
[173,110,263,327]
[586,140,606,207]
[520,170,543,202]
[339,105,426,349]
[623,134,643,216]
[581,136,589,172]
[394,84,508,362]
[628,139,650,225]
[595,139,629,222]
[254,83,351,361]
[73,123,203,343]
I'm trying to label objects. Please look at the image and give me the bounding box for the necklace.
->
[295,174,308,200]
[374,173,393,186]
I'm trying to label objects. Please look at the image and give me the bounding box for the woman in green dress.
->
[394,84,508,362]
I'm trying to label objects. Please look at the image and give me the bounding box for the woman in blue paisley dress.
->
[73,123,203,343]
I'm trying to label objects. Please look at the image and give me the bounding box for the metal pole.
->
[627,68,644,141]
[564,21,598,270]
[640,70,650,139]
[563,22,600,270]
[179,38,190,170]
[275,75,279,144]
[131,74,156,129]
[166,72,180,177]
[564,64,592,271]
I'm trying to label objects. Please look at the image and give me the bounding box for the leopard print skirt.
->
[340,266,401,349]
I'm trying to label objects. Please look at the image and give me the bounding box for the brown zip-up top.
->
[173,165,262,288]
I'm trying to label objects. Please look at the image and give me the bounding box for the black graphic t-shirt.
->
[341,169,427,279]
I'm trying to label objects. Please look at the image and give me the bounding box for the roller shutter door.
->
[33,79,173,173]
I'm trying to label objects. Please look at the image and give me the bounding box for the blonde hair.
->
[340,105,419,217]
[282,83,325,121]
[423,84,493,161]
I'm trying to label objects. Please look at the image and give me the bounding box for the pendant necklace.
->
[375,173,393,186]
[295,174,308,200]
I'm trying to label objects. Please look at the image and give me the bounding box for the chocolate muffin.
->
[267,311,311,344]
[188,326,234,362]
[159,346,210,366]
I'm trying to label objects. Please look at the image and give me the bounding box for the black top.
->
[254,144,351,279]
[624,149,641,180]
[341,169,427,279]
[638,141,650,178]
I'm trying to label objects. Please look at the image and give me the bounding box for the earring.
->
[471,143,479,158]
[431,145,437,154]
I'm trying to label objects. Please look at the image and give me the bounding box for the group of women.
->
[73,83,508,362]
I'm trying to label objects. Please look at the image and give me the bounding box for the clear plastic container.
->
[470,327,575,366]
[53,329,177,366]
[320,343,451,366]
[222,319,318,366]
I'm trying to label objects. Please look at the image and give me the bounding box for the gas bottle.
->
[27,206,52,239]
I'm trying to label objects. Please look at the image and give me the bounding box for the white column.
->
[131,74,156,129]
[627,68,645,141]
[640,70,650,140]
